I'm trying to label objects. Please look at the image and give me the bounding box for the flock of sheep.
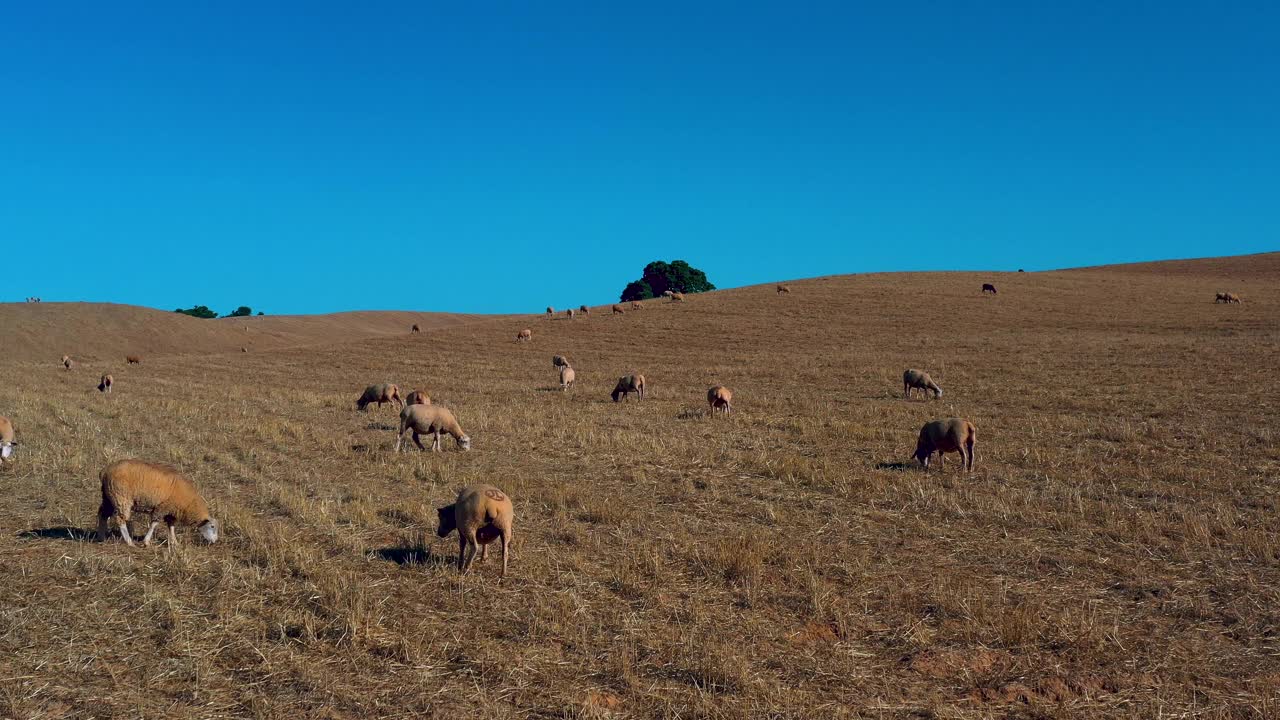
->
[0,281,1248,578]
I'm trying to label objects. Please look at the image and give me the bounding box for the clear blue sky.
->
[2,2,1276,314]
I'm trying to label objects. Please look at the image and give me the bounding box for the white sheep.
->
[707,385,733,414]
[396,404,471,452]
[99,374,113,393]
[357,383,403,411]
[437,484,514,577]
[631,301,644,310]
[516,328,532,342]
[0,416,15,464]
[546,306,554,317]
[567,308,576,320]
[553,354,570,369]
[903,369,943,400]
[404,389,431,407]
[95,459,220,546]
[560,366,576,391]
[670,292,685,303]
[913,419,977,472]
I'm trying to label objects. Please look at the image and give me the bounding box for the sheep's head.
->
[198,518,220,544]
[436,504,457,537]
[1,442,14,460]
[932,387,943,399]
[611,388,622,402]
[457,435,471,451]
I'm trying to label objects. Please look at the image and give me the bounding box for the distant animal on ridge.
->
[612,304,625,314]
[914,419,976,472]
[579,305,590,316]
[436,484,513,577]
[567,308,576,320]
[546,306,554,317]
[357,383,403,412]
[630,301,643,310]
[982,283,997,295]
[411,324,420,333]
[777,284,791,294]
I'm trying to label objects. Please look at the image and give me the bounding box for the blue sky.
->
[2,2,1276,314]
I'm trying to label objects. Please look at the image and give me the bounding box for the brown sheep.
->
[903,369,943,400]
[1216,292,1242,304]
[670,292,685,303]
[982,283,997,294]
[707,385,733,414]
[913,419,977,472]
[579,304,590,316]
[516,328,532,342]
[404,390,431,407]
[630,301,643,310]
[437,485,514,577]
[99,374,113,393]
[411,324,420,333]
[126,355,142,365]
[95,459,220,546]
[560,366,576,391]
[0,416,15,464]
[396,404,470,452]
[612,304,625,314]
[777,284,791,294]
[611,374,646,402]
[357,383,403,412]
[552,355,570,369]
[62,355,73,370]
[567,308,576,320]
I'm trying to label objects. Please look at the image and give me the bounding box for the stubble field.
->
[0,254,1277,719]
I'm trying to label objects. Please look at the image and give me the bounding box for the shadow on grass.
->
[535,386,569,393]
[874,461,915,471]
[374,546,452,568]
[364,422,396,432]
[19,526,94,542]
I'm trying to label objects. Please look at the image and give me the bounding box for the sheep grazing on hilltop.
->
[982,283,997,294]
[1216,292,1242,304]
[396,404,471,452]
[903,369,943,400]
[567,308,576,320]
[552,355,570,369]
[241,347,248,353]
[62,355,73,370]
[437,484,514,577]
[913,419,977,472]
[560,366,576,391]
[98,374,113,394]
[0,416,16,464]
[662,290,673,298]
[404,390,431,407]
[126,355,142,365]
[631,301,643,310]
[516,328,532,342]
[95,459,220,547]
[670,292,685,303]
[612,304,625,314]
[777,284,791,294]
[546,306,554,317]
[411,324,420,333]
[611,374,646,402]
[579,304,590,316]
[707,385,733,415]
[357,383,403,412]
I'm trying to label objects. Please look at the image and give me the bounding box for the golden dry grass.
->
[0,254,1277,719]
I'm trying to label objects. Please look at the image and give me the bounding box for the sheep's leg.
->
[433,430,442,452]
[142,520,161,547]
[412,431,426,451]
[457,534,467,572]
[95,507,110,541]
[167,523,178,547]
[395,429,405,453]
[116,516,135,546]
[500,527,511,578]
[479,542,488,562]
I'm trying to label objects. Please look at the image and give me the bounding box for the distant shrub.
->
[620,260,715,302]
[174,305,217,319]
[224,306,253,318]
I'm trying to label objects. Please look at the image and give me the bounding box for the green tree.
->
[224,306,253,318]
[174,305,217,319]
[621,260,715,301]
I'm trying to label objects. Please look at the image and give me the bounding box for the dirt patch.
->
[904,648,1007,678]
[970,675,1121,704]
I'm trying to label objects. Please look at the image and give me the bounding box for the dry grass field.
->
[0,253,1277,719]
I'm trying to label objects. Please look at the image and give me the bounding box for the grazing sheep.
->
[0,416,15,464]
[95,459,220,547]
[552,355,570,369]
[62,355,73,370]
[611,374,646,402]
[707,385,733,414]
[516,328,532,342]
[404,390,431,407]
[612,304,625,314]
[777,284,791,294]
[567,308,576,320]
[1216,292,1242,304]
[546,306,554,317]
[396,404,471,452]
[982,283,997,294]
[357,383,403,412]
[579,304,590,316]
[670,292,685,303]
[631,301,643,310]
[662,290,674,298]
[560,366,576,391]
[437,484,513,577]
[99,374,113,394]
[913,419,977,472]
[126,355,141,364]
[411,324,420,333]
[1227,293,1242,303]
[903,369,943,400]
[241,347,248,353]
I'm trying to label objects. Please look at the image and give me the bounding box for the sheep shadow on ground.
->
[19,526,94,542]
[676,407,711,420]
[364,422,396,431]
[373,546,451,568]
[874,461,915,471]
[535,386,567,393]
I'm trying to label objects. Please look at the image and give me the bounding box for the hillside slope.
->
[0,302,498,363]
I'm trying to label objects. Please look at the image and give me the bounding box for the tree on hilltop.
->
[620,260,715,302]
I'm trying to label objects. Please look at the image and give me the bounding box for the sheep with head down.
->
[396,404,471,452]
[611,374,646,402]
[437,484,513,577]
[707,385,733,414]
[95,459,219,547]
[0,416,16,464]
[516,329,532,342]
[98,374,113,394]
[913,418,977,472]
[404,390,431,407]
[903,369,942,400]
[357,383,403,412]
